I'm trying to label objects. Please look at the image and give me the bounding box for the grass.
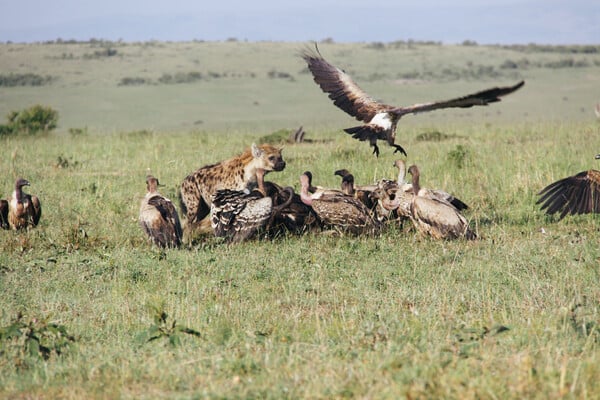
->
[1,41,600,398]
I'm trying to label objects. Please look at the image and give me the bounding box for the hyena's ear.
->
[251,143,263,158]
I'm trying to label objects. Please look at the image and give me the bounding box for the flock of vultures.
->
[2,48,599,247]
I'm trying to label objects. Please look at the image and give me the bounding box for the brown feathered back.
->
[300,172,380,235]
[537,156,600,219]
[8,178,41,230]
[407,165,476,240]
[139,176,182,248]
[0,199,9,230]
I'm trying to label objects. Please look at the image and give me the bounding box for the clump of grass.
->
[258,128,293,145]
[68,127,87,136]
[54,154,80,169]
[0,312,76,369]
[118,76,151,86]
[136,305,202,347]
[0,73,54,87]
[158,71,203,84]
[447,144,472,169]
[267,70,295,81]
[416,130,449,142]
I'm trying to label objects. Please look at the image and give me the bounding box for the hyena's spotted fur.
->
[179,143,286,234]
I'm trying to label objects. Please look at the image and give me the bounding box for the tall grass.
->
[1,118,599,398]
[1,41,600,398]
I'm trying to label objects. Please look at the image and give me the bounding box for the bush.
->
[158,71,204,84]
[447,144,472,169]
[0,73,54,87]
[83,47,118,59]
[0,124,13,136]
[5,104,59,135]
[119,77,151,86]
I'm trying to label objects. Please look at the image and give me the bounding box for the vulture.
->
[536,154,600,219]
[394,159,468,211]
[139,175,183,248]
[260,178,320,235]
[407,165,476,240]
[0,199,9,230]
[334,169,376,210]
[301,46,524,157]
[370,179,411,223]
[8,178,41,230]
[211,168,296,243]
[299,171,380,235]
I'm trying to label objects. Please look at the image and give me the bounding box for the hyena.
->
[179,143,286,235]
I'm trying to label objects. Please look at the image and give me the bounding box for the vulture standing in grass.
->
[139,175,183,248]
[299,171,380,235]
[8,178,41,230]
[407,165,476,240]
[370,179,409,223]
[537,154,600,219]
[211,168,296,243]
[301,46,524,157]
[0,199,9,229]
[334,169,376,210]
[394,159,468,211]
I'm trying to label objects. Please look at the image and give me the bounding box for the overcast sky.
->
[1,0,598,44]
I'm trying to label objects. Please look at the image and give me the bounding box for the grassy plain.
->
[1,41,600,399]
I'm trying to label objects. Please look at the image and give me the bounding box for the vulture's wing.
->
[30,195,42,226]
[148,196,179,227]
[395,81,524,116]
[146,195,182,246]
[0,199,9,229]
[211,189,271,242]
[302,49,391,123]
[537,169,600,219]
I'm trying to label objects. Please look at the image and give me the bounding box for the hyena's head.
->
[251,143,286,172]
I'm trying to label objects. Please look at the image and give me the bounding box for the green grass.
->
[1,41,600,399]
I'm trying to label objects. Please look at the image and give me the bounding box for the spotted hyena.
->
[179,143,286,234]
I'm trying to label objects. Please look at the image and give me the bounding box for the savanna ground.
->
[1,40,600,399]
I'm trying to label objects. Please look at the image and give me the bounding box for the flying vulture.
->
[537,154,600,219]
[301,46,524,157]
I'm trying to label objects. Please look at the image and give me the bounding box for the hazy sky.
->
[1,0,598,44]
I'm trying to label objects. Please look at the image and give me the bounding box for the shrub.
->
[447,144,472,169]
[258,128,293,145]
[158,71,204,84]
[267,70,294,81]
[119,76,151,86]
[0,124,13,136]
[83,47,118,59]
[0,312,76,368]
[416,130,451,142]
[0,73,54,87]
[5,104,59,135]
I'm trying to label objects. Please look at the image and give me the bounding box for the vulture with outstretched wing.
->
[537,154,600,219]
[301,46,524,157]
